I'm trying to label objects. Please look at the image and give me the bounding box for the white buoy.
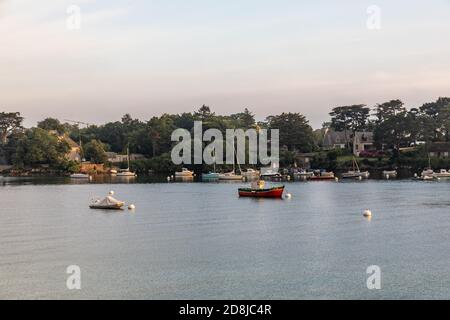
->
[287,176,291,181]
[167,176,171,182]
[414,173,418,178]
[363,209,372,217]
[335,177,339,182]
[358,176,363,181]
[128,204,136,210]
[285,193,292,199]
[385,175,390,180]
[109,190,115,196]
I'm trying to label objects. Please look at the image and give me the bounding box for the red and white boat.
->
[238,180,284,198]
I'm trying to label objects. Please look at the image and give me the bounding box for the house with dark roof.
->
[322,129,375,156]
[322,129,348,150]
[429,142,450,158]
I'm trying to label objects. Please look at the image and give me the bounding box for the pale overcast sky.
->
[1,0,450,128]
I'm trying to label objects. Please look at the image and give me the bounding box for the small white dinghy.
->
[90,194,125,210]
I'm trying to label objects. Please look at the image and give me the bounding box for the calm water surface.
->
[0,177,449,299]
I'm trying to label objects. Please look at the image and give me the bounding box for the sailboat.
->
[116,147,137,177]
[342,157,370,179]
[202,166,220,180]
[219,149,243,181]
[202,152,220,180]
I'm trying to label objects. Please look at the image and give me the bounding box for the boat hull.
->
[308,176,335,181]
[238,186,285,198]
[89,203,124,210]
[202,173,220,180]
[116,173,136,177]
[341,171,370,179]
[219,175,243,181]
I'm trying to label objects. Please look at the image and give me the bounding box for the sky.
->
[1,0,450,128]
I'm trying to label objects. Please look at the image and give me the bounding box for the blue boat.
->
[202,172,220,180]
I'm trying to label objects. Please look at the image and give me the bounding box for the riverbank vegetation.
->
[0,97,449,175]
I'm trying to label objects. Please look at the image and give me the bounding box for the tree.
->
[230,108,256,129]
[11,128,70,168]
[419,97,450,141]
[373,112,414,150]
[84,139,107,164]
[0,112,23,145]
[374,99,405,123]
[266,113,314,152]
[147,115,176,157]
[329,105,370,149]
[194,105,214,121]
[37,118,66,134]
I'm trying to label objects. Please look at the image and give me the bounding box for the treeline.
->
[0,106,315,171]
[327,97,450,149]
[0,97,449,172]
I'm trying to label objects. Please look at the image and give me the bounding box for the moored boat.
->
[382,170,397,179]
[116,147,136,177]
[202,172,220,180]
[219,171,243,181]
[70,173,90,179]
[89,195,125,210]
[175,168,194,178]
[238,180,284,198]
[293,170,314,181]
[342,157,370,180]
[433,169,450,178]
[116,169,136,177]
[260,167,282,181]
[308,170,335,181]
[242,169,260,180]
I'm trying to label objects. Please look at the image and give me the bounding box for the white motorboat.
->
[342,157,370,179]
[433,169,450,178]
[175,168,194,178]
[294,170,314,180]
[382,170,397,179]
[70,173,90,179]
[242,169,260,180]
[420,168,434,178]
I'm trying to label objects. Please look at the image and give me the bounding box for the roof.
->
[51,132,79,148]
[64,135,80,148]
[322,130,348,147]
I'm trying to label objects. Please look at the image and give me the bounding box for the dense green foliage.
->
[1,97,449,173]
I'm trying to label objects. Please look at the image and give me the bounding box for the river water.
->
[0,177,449,299]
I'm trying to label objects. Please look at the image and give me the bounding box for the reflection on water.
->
[0,178,450,299]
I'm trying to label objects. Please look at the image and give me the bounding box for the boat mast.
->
[234,147,242,174]
[127,146,130,170]
[355,157,360,172]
